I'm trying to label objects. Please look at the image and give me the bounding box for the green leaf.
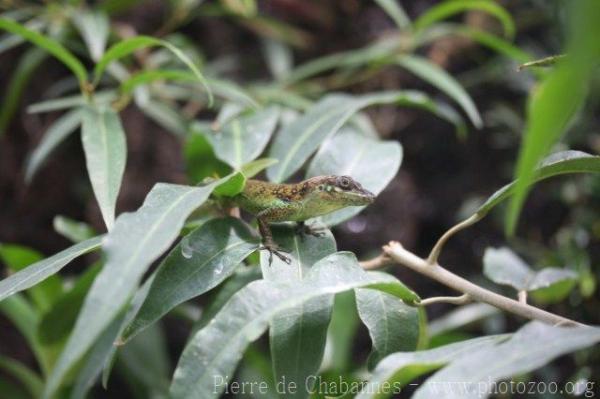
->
[323,291,360,372]
[190,266,263,335]
[137,98,189,136]
[71,10,109,61]
[120,69,199,95]
[93,35,212,104]
[483,247,577,293]
[0,243,62,311]
[81,105,127,230]
[428,303,499,337]
[262,38,293,81]
[0,18,87,85]
[25,109,82,183]
[170,252,419,399]
[413,322,600,399]
[37,263,102,345]
[506,1,600,234]
[356,335,507,399]
[416,24,531,64]
[240,158,278,178]
[0,48,46,138]
[413,0,515,39]
[117,323,171,395]
[53,215,96,243]
[262,224,336,399]
[267,91,457,183]
[476,151,600,218]
[0,236,102,303]
[356,288,421,370]
[306,127,402,225]
[374,0,411,30]
[71,313,125,399]
[27,91,117,114]
[120,218,259,343]
[205,106,280,169]
[395,54,482,129]
[213,171,246,197]
[43,180,225,399]
[0,355,43,398]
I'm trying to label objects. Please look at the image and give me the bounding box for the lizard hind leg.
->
[295,221,326,239]
[257,213,292,265]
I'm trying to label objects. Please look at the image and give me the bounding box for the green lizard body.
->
[231,175,375,263]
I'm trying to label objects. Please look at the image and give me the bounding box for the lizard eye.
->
[337,176,351,189]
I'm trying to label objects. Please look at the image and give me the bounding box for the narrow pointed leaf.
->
[413,0,515,38]
[81,106,127,230]
[0,236,102,302]
[374,0,411,30]
[0,18,87,85]
[262,225,336,399]
[206,106,280,169]
[72,10,109,61]
[356,288,421,370]
[120,218,259,343]
[268,91,456,183]
[396,54,482,128]
[476,151,600,218]
[241,158,278,178]
[356,335,507,399]
[25,109,82,183]
[414,322,600,399]
[0,355,43,398]
[93,35,212,104]
[307,127,402,225]
[44,179,225,399]
[170,252,419,399]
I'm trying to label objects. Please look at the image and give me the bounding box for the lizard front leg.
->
[256,208,293,265]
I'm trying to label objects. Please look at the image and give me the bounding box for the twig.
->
[427,214,480,264]
[359,253,393,270]
[383,241,584,327]
[518,291,527,304]
[419,294,471,306]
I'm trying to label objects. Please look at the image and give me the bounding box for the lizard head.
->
[304,175,375,210]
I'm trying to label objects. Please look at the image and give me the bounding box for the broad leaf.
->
[44,180,224,399]
[170,252,419,399]
[81,105,127,230]
[413,322,600,399]
[120,218,259,343]
[356,288,421,370]
[261,224,336,399]
[0,18,87,85]
[267,91,457,183]
[25,109,82,183]
[205,106,280,169]
[476,151,600,218]
[0,236,102,303]
[395,54,482,129]
[356,335,507,399]
[306,127,402,225]
[483,247,577,292]
[213,171,246,197]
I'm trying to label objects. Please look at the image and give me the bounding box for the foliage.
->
[0,1,599,399]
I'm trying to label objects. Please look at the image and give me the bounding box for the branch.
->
[382,241,584,327]
[419,294,471,306]
[427,214,480,264]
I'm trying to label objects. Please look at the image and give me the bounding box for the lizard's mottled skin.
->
[232,175,375,263]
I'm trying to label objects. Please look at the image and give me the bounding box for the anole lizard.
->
[231,175,375,264]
